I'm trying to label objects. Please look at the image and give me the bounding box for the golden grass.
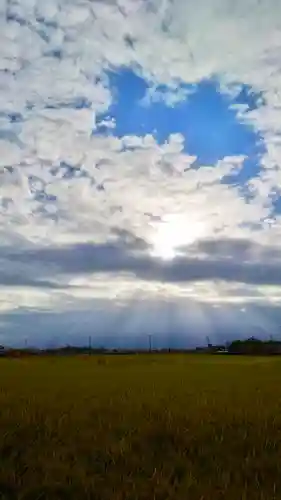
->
[0,354,281,499]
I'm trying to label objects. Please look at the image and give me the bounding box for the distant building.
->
[195,344,228,353]
[213,345,228,352]
[215,347,228,353]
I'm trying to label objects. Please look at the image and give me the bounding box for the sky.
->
[1,0,281,348]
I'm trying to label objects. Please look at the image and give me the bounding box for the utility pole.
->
[148,334,152,353]
[206,336,212,348]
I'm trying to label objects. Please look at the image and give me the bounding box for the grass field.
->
[1,354,281,500]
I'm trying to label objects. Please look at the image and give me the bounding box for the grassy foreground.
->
[1,354,281,500]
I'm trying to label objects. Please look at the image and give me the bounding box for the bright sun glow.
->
[150,214,206,260]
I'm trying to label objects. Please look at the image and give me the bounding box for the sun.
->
[150,214,205,261]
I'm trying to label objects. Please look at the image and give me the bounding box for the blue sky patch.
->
[95,67,266,185]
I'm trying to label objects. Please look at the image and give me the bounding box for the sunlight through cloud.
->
[149,214,206,260]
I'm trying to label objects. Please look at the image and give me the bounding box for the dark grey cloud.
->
[193,237,281,262]
[0,273,63,289]
[2,235,281,288]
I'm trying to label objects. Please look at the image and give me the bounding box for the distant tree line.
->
[1,338,281,357]
[227,337,281,355]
